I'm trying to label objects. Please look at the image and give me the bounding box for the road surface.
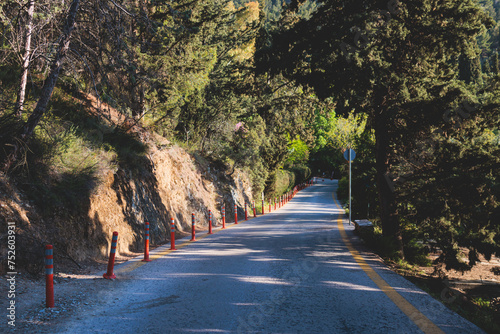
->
[57,179,483,333]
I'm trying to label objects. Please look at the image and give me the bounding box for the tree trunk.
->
[14,0,35,117]
[375,112,405,259]
[21,0,80,137]
[3,0,81,172]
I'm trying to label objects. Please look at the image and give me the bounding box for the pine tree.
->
[471,56,484,85]
[257,0,493,259]
[492,51,500,74]
[483,57,492,74]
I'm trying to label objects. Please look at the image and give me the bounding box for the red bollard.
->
[245,203,248,221]
[262,199,265,215]
[269,198,271,213]
[191,213,196,241]
[170,218,176,250]
[234,204,238,224]
[142,222,151,262]
[103,232,118,279]
[253,201,257,217]
[208,210,213,234]
[222,205,226,229]
[45,245,54,308]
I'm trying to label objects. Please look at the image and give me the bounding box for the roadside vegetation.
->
[0,0,499,331]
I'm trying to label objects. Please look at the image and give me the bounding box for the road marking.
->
[332,192,444,334]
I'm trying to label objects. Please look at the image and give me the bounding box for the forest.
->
[0,0,499,276]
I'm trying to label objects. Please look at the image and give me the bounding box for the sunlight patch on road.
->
[248,257,290,262]
[232,302,259,306]
[322,280,380,292]
[177,248,266,257]
[307,250,351,258]
[235,275,293,286]
[173,329,232,333]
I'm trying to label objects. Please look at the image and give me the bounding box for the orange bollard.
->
[269,198,271,213]
[103,232,118,279]
[170,218,176,250]
[262,199,265,215]
[142,222,151,262]
[234,203,238,224]
[245,203,248,221]
[45,245,54,308]
[253,201,257,217]
[208,210,213,234]
[191,213,196,241]
[222,205,226,229]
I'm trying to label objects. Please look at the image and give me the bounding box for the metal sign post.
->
[343,149,356,225]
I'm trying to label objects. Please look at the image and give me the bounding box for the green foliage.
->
[289,164,311,184]
[12,122,113,212]
[286,136,309,165]
[337,176,348,201]
[274,169,295,196]
[356,225,404,260]
[492,51,500,74]
[258,0,499,268]
[327,112,367,151]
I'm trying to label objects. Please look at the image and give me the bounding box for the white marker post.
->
[343,148,356,225]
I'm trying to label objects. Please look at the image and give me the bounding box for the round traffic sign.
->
[343,149,356,162]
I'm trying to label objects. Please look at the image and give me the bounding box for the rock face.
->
[0,131,254,274]
[86,133,254,259]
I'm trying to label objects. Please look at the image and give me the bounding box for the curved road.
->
[58,179,483,333]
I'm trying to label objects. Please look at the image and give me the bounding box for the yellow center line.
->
[332,192,444,334]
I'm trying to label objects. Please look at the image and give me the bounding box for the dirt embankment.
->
[0,129,254,276]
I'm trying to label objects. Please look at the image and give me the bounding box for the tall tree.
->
[257,0,492,257]
[3,0,81,171]
[492,51,500,74]
[14,0,34,117]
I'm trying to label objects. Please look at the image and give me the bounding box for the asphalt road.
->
[57,179,483,333]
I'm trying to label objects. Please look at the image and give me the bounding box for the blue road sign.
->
[343,149,356,162]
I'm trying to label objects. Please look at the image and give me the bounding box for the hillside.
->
[0,94,255,275]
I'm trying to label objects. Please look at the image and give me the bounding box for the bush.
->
[290,164,311,184]
[275,169,295,196]
[337,176,348,201]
